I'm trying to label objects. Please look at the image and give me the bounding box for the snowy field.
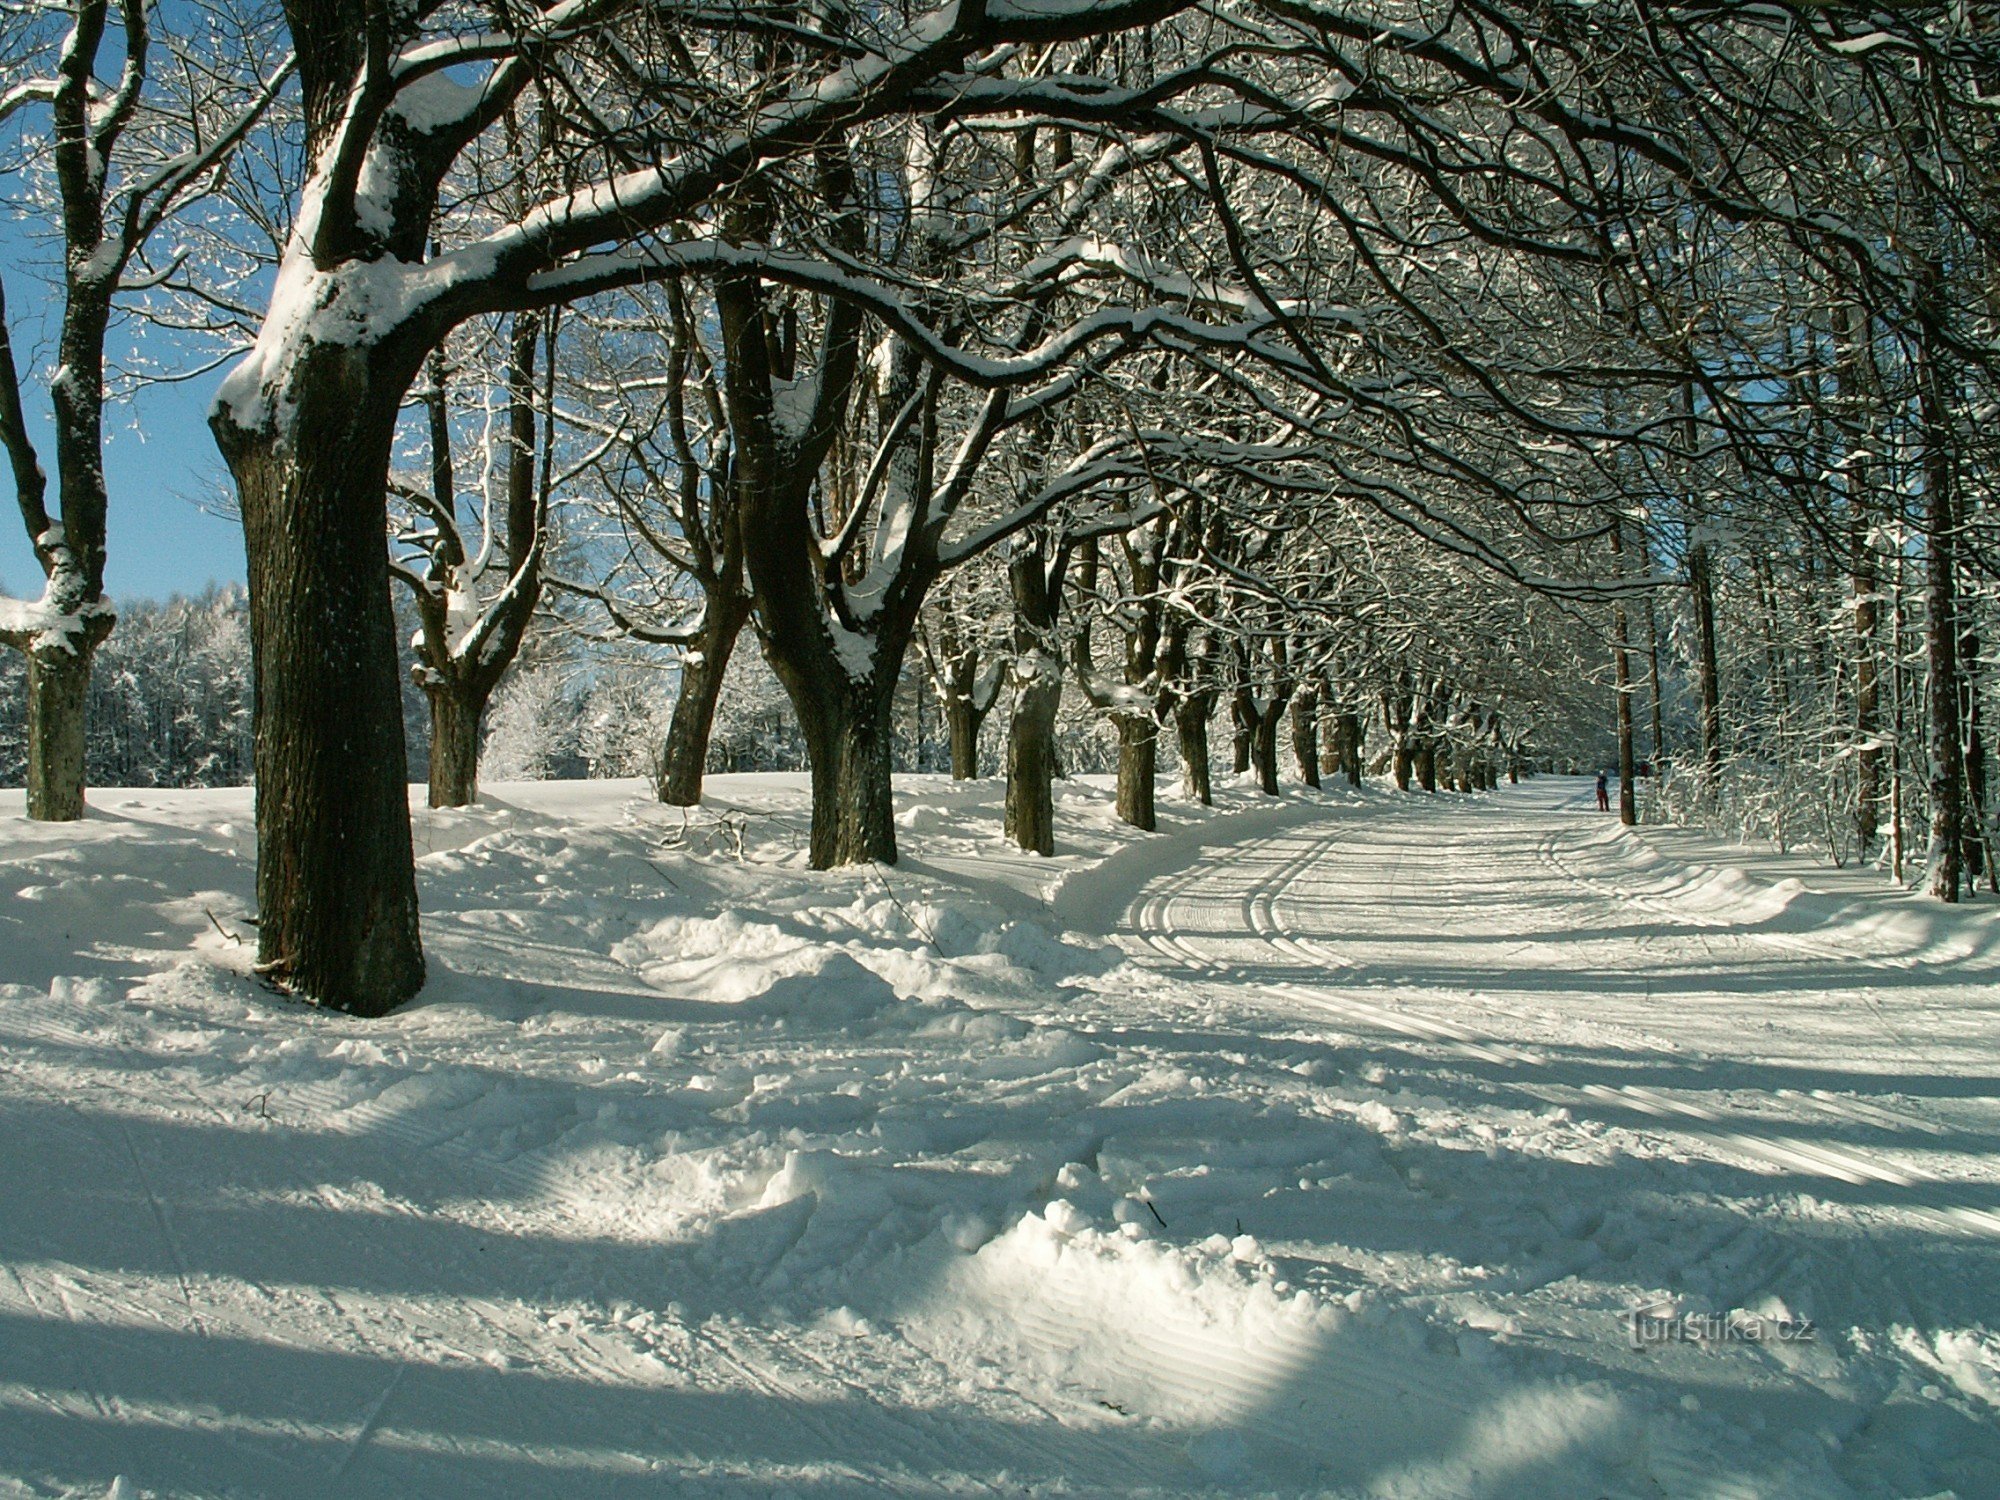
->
[1,774,1996,1498]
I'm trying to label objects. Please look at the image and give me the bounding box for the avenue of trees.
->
[3,0,1998,1012]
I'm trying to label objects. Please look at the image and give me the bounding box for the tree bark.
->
[946,695,982,779]
[1853,539,1882,857]
[1611,520,1638,826]
[426,682,484,809]
[1251,708,1281,795]
[1920,349,1963,902]
[1614,624,1638,826]
[213,348,425,1015]
[1414,739,1436,793]
[1339,711,1363,786]
[797,679,900,866]
[1115,714,1157,830]
[1689,539,1724,790]
[659,592,751,806]
[1006,659,1061,854]
[1960,614,1989,885]
[1290,691,1321,789]
[1175,694,1214,805]
[24,640,98,821]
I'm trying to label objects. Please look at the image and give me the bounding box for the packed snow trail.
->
[2,775,1998,1497]
[1122,780,2000,1237]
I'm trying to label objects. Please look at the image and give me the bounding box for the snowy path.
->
[1107,780,2000,1493]
[2,776,1998,1497]
[1124,781,2000,1239]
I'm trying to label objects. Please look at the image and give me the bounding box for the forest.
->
[9,4,2000,1494]
[1,0,1995,1019]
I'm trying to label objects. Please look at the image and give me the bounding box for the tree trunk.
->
[1645,598,1666,767]
[1176,695,1213,806]
[1960,615,1989,885]
[1393,738,1414,791]
[1251,710,1281,795]
[1615,633,1638,826]
[1340,712,1363,786]
[1414,740,1436,793]
[1611,525,1639,826]
[1854,541,1882,857]
[1115,714,1157,830]
[1006,659,1062,854]
[1232,713,1252,775]
[946,686,983,780]
[659,594,750,806]
[1290,693,1321,789]
[801,686,899,867]
[427,682,485,809]
[214,359,425,1015]
[1689,539,1724,790]
[24,641,96,821]
[1922,372,1963,901]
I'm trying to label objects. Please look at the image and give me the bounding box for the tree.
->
[0,0,285,818]
[390,311,557,807]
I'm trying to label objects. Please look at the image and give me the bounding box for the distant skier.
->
[1595,770,1610,812]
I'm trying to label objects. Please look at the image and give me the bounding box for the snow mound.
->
[739,951,904,1032]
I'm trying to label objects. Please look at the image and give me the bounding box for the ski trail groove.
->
[1117,795,2000,1244]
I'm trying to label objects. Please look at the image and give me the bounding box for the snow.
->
[0,537,113,652]
[3,774,1998,1495]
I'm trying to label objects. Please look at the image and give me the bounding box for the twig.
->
[869,864,942,955]
[203,907,241,945]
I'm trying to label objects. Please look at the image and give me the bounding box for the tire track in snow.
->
[1119,799,2000,1243]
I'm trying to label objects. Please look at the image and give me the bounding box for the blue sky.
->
[1,227,248,605]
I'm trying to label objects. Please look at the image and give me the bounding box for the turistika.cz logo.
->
[1625,1303,1817,1350]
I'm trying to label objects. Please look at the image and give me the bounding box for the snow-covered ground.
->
[1,774,1996,1498]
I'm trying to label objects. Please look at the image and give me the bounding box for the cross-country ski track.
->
[1,774,1996,1497]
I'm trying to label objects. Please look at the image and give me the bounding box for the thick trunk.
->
[1340,712,1363,786]
[1290,694,1321,789]
[1175,696,1213,805]
[1005,660,1062,854]
[762,622,905,868]
[802,689,898,867]
[1251,710,1281,796]
[1115,714,1157,830]
[1414,740,1436,793]
[214,353,424,1015]
[659,595,750,806]
[1232,716,1252,775]
[1393,738,1414,791]
[24,641,96,821]
[426,683,484,809]
[946,692,983,780]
